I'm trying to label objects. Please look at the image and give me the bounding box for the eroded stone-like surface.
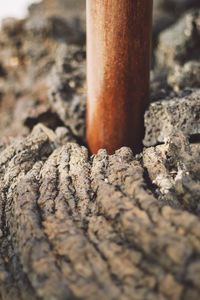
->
[48,43,86,140]
[156,9,200,68]
[155,9,200,90]
[0,0,85,140]
[0,125,200,300]
[144,89,200,146]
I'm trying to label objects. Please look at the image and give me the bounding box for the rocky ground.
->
[0,0,200,299]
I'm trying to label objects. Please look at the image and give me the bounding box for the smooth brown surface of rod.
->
[86,0,153,155]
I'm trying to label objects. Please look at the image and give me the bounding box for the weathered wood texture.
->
[0,124,200,300]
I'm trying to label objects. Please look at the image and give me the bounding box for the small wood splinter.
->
[86,0,153,155]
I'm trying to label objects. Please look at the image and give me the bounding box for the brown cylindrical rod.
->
[86,0,153,155]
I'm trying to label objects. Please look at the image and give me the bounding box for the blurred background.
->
[0,0,41,25]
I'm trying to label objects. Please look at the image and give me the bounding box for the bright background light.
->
[0,0,41,25]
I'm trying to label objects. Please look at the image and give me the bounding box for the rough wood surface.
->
[0,124,200,300]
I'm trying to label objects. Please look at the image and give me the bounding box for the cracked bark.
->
[0,124,200,300]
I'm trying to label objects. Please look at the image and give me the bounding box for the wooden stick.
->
[86,0,153,155]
